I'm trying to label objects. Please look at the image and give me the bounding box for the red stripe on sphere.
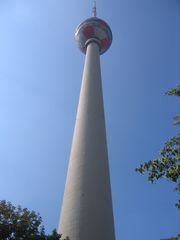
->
[101,38,109,49]
[83,26,95,38]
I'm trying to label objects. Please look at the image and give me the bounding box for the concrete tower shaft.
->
[59,14,115,240]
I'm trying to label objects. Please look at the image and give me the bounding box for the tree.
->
[136,85,180,208]
[136,86,180,240]
[0,200,66,240]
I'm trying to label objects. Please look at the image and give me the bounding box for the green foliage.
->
[0,200,63,240]
[174,116,180,126]
[168,235,180,240]
[136,85,180,209]
[136,135,180,208]
[136,136,180,182]
[166,85,180,126]
[166,85,180,97]
[46,230,65,240]
[136,85,180,239]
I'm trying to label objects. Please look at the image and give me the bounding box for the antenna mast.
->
[92,1,97,17]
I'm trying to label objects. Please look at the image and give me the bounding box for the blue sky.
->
[0,0,179,239]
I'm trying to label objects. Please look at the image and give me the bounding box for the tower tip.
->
[92,1,97,17]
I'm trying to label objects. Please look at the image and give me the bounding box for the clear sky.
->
[0,0,179,239]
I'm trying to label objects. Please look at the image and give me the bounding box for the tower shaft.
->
[59,41,115,240]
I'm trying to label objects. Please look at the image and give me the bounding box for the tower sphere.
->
[75,17,112,55]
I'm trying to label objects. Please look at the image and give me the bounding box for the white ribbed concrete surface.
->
[58,42,115,240]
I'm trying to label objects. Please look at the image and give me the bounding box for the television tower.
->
[58,3,115,240]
